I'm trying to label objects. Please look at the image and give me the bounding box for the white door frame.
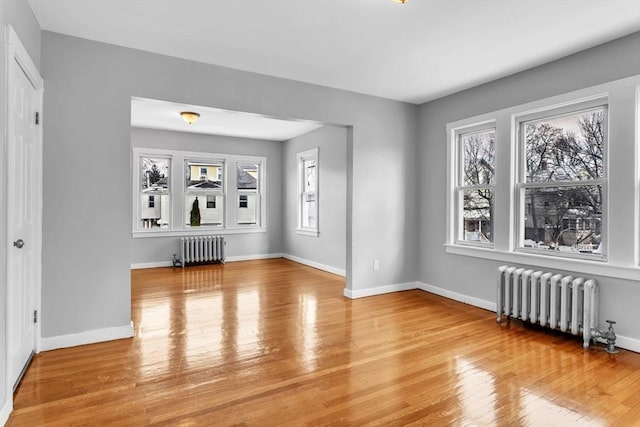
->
[2,24,43,421]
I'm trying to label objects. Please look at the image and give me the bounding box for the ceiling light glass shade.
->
[392,0,411,3]
[180,111,200,124]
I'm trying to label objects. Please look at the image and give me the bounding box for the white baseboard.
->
[131,254,285,269]
[0,398,12,427]
[614,335,640,353]
[344,281,418,299]
[417,281,497,312]
[283,254,346,277]
[225,253,284,262]
[131,261,173,269]
[41,322,134,351]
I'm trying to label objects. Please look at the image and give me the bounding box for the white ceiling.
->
[28,0,640,105]
[130,97,323,141]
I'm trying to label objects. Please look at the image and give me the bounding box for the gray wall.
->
[418,32,640,341]
[130,127,284,263]
[41,31,419,338]
[283,125,347,272]
[1,0,41,418]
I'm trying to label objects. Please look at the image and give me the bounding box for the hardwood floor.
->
[8,259,640,425]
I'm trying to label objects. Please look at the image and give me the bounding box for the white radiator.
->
[496,265,598,349]
[180,236,225,267]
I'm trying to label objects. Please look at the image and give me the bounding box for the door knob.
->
[13,239,24,249]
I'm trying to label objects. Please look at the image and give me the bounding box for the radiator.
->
[496,265,598,349]
[180,235,225,267]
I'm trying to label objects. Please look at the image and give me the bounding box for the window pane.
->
[302,192,316,229]
[304,159,316,192]
[186,162,223,190]
[522,185,602,254]
[141,157,169,190]
[185,194,223,226]
[462,189,493,243]
[525,108,605,183]
[237,194,258,224]
[462,129,495,185]
[237,162,259,191]
[140,194,170,229]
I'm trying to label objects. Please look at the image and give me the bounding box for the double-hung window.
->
[297,148,318,236]
[139,157,171,229]
[454,126,495,246]
[185,160,224,227]
[236,161,261,225]
[516,100,607,258]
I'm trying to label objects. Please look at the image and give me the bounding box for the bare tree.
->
[524,110,604,248]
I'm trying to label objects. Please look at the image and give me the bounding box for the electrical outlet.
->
[373,259,380,271]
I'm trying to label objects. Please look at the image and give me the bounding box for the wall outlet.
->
[373,259,380,271]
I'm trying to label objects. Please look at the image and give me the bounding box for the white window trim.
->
[296,147,319,237]
[514,97,608,261]
[132,148,267,237]
[445,74,640,279]
[451,122,496,249]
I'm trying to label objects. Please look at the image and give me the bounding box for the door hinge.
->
[33,310,38,323]
[35,112,40,125]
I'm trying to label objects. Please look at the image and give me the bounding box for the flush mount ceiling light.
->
[180,111,200,125]
[392,0,411,3]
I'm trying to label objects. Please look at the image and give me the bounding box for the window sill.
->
[296,228,319,237]
[444,243,640,281]
[133,227,267,238]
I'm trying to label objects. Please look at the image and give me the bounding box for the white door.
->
[6,28,43,391]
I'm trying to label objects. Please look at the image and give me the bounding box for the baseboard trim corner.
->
[0,399,12,427]
[283,254,346,276]
[344,281,418,299]
[41,322,134,351]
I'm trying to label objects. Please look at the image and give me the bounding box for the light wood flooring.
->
[8,258,640,425]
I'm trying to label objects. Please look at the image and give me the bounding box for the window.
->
[133,148,266,234]
[297,148,318,236]
[139,157,170,229]
[185,160,224,227]
[236,162,260,225]
[517,103,606,258]
[454,127,495,245]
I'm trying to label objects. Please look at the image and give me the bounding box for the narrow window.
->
[297,148,319,236]
[185,160,224,226]
[236,161,261,225]
[455,128,495,245]
[139,157,170,229]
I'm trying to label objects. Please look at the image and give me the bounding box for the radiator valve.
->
[602,320,619,354]
[172,253,182,268]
